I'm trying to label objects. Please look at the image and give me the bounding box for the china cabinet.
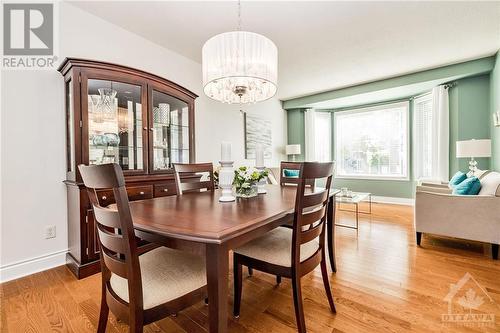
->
[59,58,197,278]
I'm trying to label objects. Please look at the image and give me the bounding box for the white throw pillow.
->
[478,172,500,196]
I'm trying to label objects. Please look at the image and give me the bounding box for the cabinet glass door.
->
[151,89,190,171]
[87,79,145,171]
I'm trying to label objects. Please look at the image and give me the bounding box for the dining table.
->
[128,184,339,333]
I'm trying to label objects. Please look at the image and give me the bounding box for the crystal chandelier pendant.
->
[97,88,117,120]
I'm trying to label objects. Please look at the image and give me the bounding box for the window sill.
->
[335,175,410,181]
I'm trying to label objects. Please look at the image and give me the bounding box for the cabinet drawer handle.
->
[101,196,107,201]
[163,188,169,192]
[139,191,145,195]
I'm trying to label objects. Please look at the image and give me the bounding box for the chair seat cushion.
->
[110,247,206,309]
[234,227,319,267]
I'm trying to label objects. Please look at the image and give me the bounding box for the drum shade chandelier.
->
[202,1,278,104]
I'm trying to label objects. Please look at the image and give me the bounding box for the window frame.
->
[333,101,410,181]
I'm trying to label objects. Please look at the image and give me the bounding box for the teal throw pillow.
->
[449,171,467,188]
[452,176,481,195]
[283,169,300,178]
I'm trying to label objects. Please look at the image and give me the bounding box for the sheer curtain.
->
[432,85,449,182]
[414,85,449,182]
[314,112,332,162]
[305,109,332,162]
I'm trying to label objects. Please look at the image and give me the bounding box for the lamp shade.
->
[286,144,301,155]
[202,31,278,104]
[456,139,491,158]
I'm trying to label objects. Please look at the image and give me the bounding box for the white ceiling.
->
[70,1,500,101]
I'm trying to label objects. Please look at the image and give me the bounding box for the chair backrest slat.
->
[291,162,334,265]
[101,248,128,278]
[173,163,215,195]
[78,163,143,310]
[93,205,122,228]
[302,190,328,208]
[180,180,214,192]
[300,223,323,244]
[96,223,126,254]
[299,206,326,227]
[80,163,125,189]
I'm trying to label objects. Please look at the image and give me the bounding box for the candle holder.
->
[256,166,267,194]
[218,161,235,202]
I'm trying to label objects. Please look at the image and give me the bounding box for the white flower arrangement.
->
[233,166,268,197]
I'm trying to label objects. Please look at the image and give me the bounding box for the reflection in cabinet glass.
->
[66,79,75,173]
[88,79,143,171]
[151,90,190,170]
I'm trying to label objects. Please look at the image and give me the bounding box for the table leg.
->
[369,194,372,214]
[206,243,229,333]
[327,195,337,272]
[355,203,359,232]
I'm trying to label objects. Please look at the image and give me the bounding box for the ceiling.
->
[70,1,500,101]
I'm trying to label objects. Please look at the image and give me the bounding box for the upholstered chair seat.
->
[110,247,206,310]
[234,227,319,267]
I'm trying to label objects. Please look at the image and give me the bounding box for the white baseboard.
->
[371,195,415,206]
[0,249,68,283]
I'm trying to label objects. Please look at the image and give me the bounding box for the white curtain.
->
[431,85,449,182]
[304,109,316,161]
[314,112,332,162]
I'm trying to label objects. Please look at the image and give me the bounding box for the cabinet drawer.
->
[127,186,153,201]
[96,185,153,206]
[96,189,115,207]
[154,183,177,197]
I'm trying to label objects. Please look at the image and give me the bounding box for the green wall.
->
[449,75,491,173]
[285,65,495,198]
[286,109,306,161]
[491,52,500,170]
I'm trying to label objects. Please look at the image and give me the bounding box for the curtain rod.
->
[444,82,457,89]
[409,82,457,100]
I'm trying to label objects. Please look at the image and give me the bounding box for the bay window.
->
[334,102,409,179]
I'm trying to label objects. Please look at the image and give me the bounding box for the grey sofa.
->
[414,170,500,259]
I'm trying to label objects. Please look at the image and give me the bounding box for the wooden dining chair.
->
[173,162,215,195]
[78,163,207,333]
[233,162,336,333]
[280,161,315,188]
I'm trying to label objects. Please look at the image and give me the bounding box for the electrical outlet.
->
[45,225,56,239]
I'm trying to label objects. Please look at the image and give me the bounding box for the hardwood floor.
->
[2,203,500,332]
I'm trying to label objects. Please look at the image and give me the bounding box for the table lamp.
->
[286,144,301,162]
[456,139,491,175]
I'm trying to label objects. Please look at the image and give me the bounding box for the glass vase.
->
[235,184,258,198]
